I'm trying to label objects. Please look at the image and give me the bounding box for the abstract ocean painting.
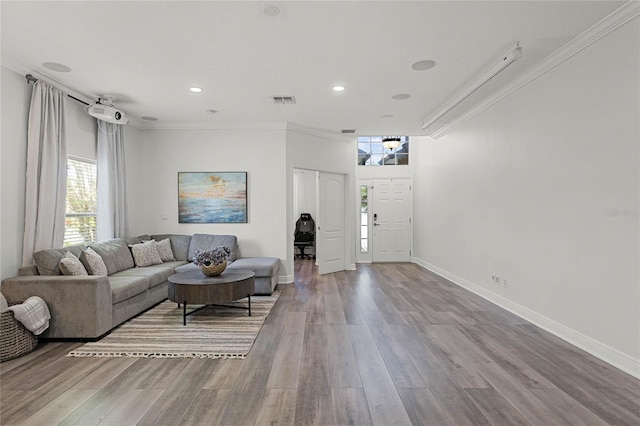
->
[178,172,247,223]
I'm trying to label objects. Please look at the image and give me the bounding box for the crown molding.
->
[2,54,95,105]
[285,122,355,143]
[428,0,640,139]
[137,121,289,131]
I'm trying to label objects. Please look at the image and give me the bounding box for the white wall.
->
[1,67,31,279]
[293,168,317,222]
[128,127,288,278]
[414,18,640,375]
[285,128,356,280]
[293,168,318,258]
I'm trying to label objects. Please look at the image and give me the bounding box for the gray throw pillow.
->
[154,238,175,262]
[131,241,163,267]
[59,251,88,276]
[80,247,108,276]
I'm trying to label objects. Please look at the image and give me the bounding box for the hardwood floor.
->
[2,261,639,425]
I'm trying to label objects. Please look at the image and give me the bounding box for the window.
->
[360,185,368,253]
[64,157,97,246]
[358,135,409,166]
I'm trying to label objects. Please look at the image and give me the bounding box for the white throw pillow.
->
[80,247,108,276]
[59,251,88,276]
[155,238,176,262]
[131,240,163,267]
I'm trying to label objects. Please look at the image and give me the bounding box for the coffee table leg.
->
[183,300,187,326]
[248,294,251,316]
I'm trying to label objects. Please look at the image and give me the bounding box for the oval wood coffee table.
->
[168,269,255,326]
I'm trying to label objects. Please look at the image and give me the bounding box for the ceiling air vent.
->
[272,96,296,104]
[341,129,356,134]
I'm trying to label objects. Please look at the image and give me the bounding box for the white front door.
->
[367,178,412,262]
[318,172,346,274]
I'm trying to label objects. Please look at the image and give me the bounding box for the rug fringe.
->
[67,351,247,359]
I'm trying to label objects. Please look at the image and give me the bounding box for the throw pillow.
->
[59,251,88,276]
[155,238,176,262]
[80,247,108,276]
[131,240,163,267]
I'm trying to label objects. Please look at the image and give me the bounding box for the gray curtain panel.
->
[96,120,129,242]
[22,80,68,266]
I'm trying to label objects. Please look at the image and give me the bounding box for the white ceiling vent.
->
[273,96,296,104]
[341,129,356,134]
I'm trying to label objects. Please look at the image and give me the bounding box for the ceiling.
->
[1,1,625,135]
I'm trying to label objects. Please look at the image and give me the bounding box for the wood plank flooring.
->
[2,261,639,425]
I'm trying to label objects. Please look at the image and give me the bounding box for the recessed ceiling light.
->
[263,5,280,16]
[411,59,437,71]
[42,62,71,73]
[189,87,203,93]
[380,114,394,119]
[332,85,345,92]
[392,93,410,100]
[141,116,158,121]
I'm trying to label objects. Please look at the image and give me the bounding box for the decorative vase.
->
[199,261,227,277]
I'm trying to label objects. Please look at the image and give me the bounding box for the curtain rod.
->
[25,74,90,106]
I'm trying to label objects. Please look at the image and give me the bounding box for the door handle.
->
[373,223,380,226]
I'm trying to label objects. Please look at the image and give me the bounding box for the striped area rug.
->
[68,293,279,359]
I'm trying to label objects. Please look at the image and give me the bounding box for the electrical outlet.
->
[162,213,168,220]
[502,278,508,288]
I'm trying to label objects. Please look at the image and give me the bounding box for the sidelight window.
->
[360,185,368,253]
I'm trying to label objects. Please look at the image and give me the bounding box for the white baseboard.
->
[412,257,640,379]
[278,274,294,284]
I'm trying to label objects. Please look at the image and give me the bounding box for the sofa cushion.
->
[59,252,88,276]
[151,234,192,261]
[130,241,163,267]
[174,262,200,274]
[110,262,182,288]
[33,244,85,276]
[108,276,150,304]
[188,234,238,262]
[228,257,280,278]
[80,248,108,276]
[88,239,135,275]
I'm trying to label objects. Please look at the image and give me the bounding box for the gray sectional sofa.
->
[0,233,280,339]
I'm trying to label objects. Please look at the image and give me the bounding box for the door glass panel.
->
[360,185,368,253]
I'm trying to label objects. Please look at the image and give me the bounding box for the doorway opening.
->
[292,168,349,276]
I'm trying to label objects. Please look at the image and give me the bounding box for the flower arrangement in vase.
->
[193,246,231,277]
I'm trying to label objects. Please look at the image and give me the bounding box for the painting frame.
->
[178,172,248,223]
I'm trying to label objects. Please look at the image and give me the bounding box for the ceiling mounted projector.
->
[85,97,129,125]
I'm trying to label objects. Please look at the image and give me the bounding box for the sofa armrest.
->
[1,275,113,339]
